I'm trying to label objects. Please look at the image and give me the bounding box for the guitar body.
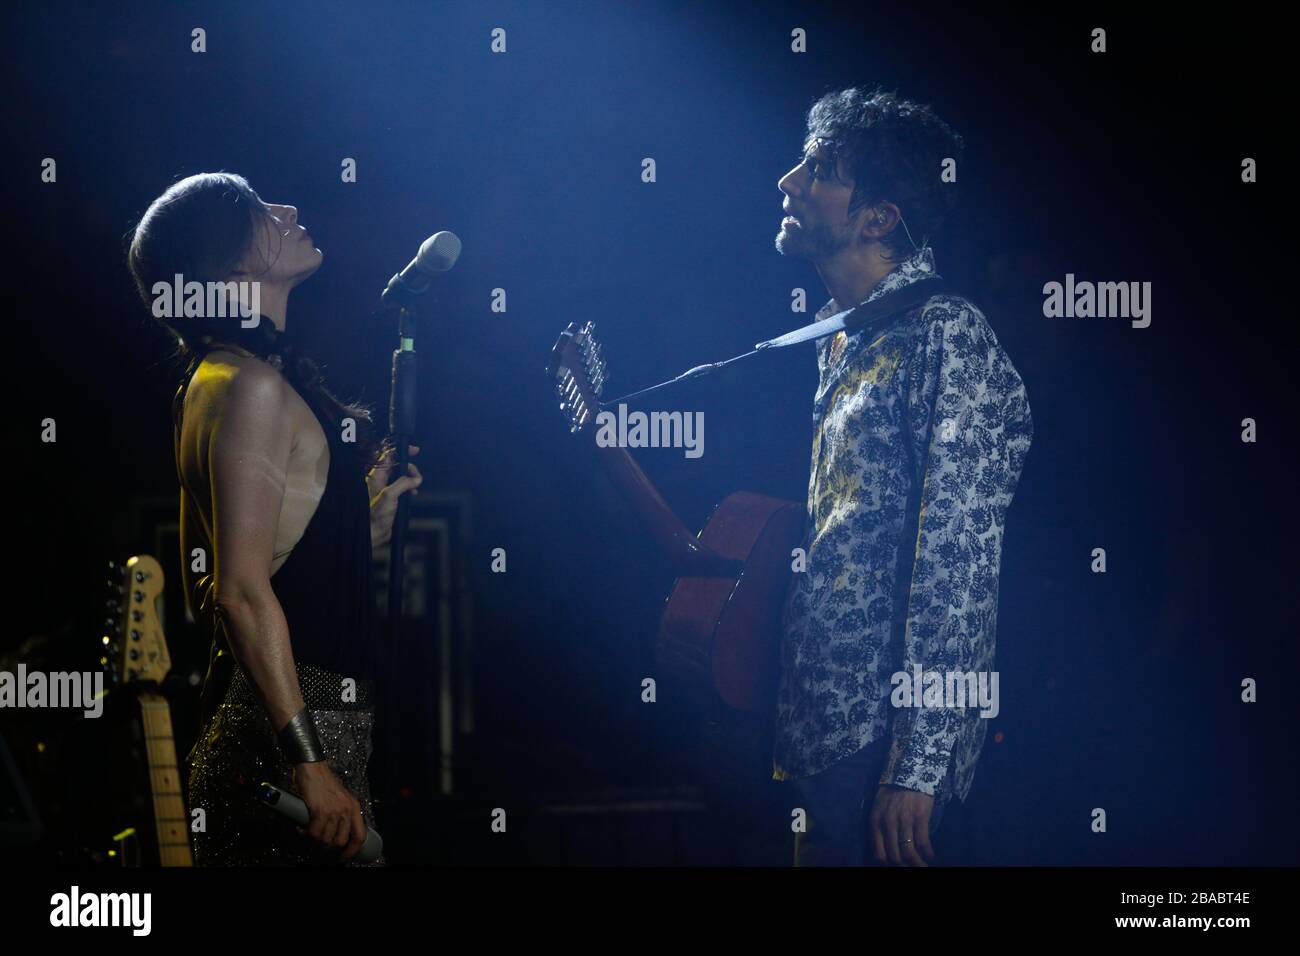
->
[656,491,804,717]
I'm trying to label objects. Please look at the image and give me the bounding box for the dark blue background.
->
[4,1,1295,864]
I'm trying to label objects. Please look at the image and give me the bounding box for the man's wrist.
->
[881,763,942,797]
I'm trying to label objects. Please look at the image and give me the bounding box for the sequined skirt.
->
[186,661,383,866]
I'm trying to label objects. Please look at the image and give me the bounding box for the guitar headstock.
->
[102,555,172,687]
[547,321,607,434]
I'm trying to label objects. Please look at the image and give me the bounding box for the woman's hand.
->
[295,760,368,860]
[367,443,422,554]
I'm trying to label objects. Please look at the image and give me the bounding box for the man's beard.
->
[774,220,852,262]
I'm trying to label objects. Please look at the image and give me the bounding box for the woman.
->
[128,172,421,864]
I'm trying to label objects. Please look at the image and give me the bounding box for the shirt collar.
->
[815,246,939,321]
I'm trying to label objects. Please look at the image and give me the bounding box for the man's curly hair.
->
[804,86,965,260]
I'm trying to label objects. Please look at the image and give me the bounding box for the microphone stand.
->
[387,304,417,633]
[382,302,418,786]
[374,231,460,805]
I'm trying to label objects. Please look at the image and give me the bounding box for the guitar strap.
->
[755,276,951,350]
[600,276,953,406]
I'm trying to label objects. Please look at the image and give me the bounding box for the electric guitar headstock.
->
[102,555,173,688]
[547,321,606,436]
[101,554,192,866]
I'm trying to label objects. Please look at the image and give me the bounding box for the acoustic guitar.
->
[548,322,805,719]
[102,554,193,866]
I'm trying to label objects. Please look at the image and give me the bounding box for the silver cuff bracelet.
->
[277,707,326,764]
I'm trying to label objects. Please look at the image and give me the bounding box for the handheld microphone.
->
[258,782,384,864]
[381,231,462,305]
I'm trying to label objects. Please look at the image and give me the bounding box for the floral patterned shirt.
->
[772,247,1033,806]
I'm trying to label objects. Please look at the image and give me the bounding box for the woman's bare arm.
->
[204,360,305,729]
[199,359,367,856]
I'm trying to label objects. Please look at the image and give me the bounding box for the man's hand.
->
[868,784,936,866]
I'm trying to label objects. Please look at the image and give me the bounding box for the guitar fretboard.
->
[139,693,193,867]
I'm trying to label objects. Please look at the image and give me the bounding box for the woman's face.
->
[236,200,323,286]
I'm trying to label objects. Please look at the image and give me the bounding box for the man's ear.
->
[863,202,904,243]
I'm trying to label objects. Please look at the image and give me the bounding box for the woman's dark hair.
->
[127,172,384,471]
[804,86,965,261]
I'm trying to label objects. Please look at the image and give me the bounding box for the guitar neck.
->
[589,437,741,577]
[137,693,193,867]
[551,321,739,578]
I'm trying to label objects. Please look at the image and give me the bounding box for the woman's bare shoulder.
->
[181,350,308,451]
[188,350,290,410]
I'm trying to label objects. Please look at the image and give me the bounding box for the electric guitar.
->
[102,554,193,866]
[548,322,805,719]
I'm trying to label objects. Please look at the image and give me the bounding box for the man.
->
[772,87,1033,866]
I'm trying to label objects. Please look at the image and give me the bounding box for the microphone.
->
[258,782,384,864]
[381,231,462,305]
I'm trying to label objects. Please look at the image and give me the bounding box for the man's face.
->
[775,138,859,261]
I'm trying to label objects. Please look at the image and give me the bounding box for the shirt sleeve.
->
[879,298,1033,797]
